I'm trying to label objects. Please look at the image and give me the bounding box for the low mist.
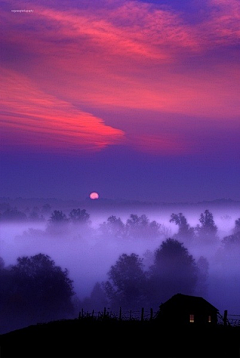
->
[1,198,240,333]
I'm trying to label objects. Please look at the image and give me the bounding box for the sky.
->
[0,0,240,203]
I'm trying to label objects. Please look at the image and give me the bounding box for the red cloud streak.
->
[1,0,239,156]
[0,69,125,153]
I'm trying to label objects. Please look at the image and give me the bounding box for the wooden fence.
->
[78,307,158,321]
[79,308,240,326]
[217,310,240,326]
[227,314,240,326]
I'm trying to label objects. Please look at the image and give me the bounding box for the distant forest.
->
[1,202,240,334]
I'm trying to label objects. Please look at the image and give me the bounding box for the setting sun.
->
[89,192,99,200]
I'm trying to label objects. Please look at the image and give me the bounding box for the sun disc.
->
[90,192,99,200]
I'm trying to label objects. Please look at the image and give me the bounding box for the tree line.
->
[1,204,239,241]
[79,238,209,313]
[0,237,207,333]
[1,221,240,333]
[1,203,240,242]
[1,204,240,247]
[47,208,240,244]
[1,205,240,333]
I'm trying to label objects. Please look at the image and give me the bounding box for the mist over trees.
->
[170,213,195,242]
[1,199,240,333]
[125,214,162,239]
[148,239,198,307]
[195,256,209,297]
[0,207,28,222]
[104,253,148,311]
[98,213,167,241]
[72,238,208,315]
[99,215,125,239]
[169,209,220,244]
[0,254,75,334]
[69,208,90,225]
[94,239,200,312]
[233,217,240,234]
[0,203,220,245]
[195,209,218,241]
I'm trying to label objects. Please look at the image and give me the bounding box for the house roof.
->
[160,293,219,312]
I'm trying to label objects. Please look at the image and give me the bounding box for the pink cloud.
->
[199,0,240,45]
[0,68,125,153]
[1,0,239,156]
[3,0,237,116]
[2,0,201,63]
[4,0,239,60]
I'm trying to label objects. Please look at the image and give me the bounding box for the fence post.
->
[141,307,144,322]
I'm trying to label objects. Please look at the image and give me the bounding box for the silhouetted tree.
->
[0,208,27,222]
[148,238,198,309]
[170,212,195,241]
[69,208,90,225]
[222,231,240,248]
[49,210,68,223]
[195,209,218,241]
[233,218,240,234]
[126,214,161,239]
[104,253,147,311]
[99,215,125,239]
[0,254,75,332]
[47,210,69,234]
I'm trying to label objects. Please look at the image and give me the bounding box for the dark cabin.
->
[156,293,219,326]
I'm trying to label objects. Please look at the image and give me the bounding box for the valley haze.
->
[1,196,240,334]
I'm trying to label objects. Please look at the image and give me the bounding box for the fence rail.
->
[79,308,240,326]
[217,311,240,327]
[227,314,240,326]
[78,307,158,321]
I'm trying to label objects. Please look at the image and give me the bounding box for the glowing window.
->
[190,314,194,323]
[208,315,211,323]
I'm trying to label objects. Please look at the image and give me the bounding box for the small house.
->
[156,293,219,326]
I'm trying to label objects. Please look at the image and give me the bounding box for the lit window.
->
[208,315,211,323]
[190,314,194,323]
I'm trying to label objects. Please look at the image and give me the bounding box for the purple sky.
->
[0,0,240,202]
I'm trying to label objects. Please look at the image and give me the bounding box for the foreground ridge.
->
[0,317,240,358]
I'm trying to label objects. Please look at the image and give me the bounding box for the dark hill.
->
[0,318,240,357]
